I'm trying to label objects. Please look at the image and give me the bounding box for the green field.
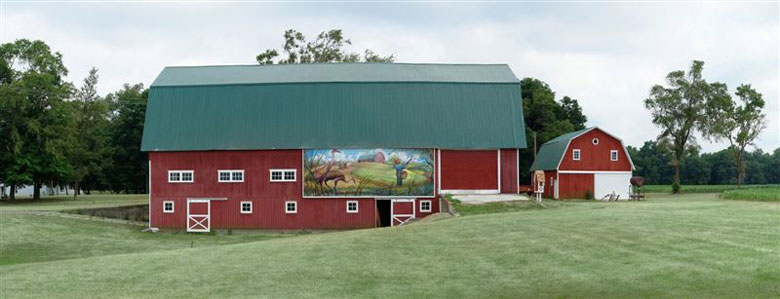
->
[643,184,780,194]
[721,187,780,201]
[1,193,778,298]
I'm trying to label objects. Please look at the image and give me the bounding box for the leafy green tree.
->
[256,29,394,64]
[767,149,780,183]
[644,60,730,193]
[518,78,588,184]
[628,141,674,185]
[705,84,767,187]
[558,96,587,130]
[0,39,72,199]
[106,84,148,194]
[66,67,111,198]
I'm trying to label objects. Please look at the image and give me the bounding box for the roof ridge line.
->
[162,62,512,69]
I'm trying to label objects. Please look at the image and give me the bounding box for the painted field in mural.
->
[303,149,435,197]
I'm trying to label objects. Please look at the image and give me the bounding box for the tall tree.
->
[256,29,395,64]
[644,60,728,193]
[106,84,148,194]
[705,84,767,187]
[558,96,587,130]
[0,39,72,199]
[67,67,111,198]
[518,78,588,184]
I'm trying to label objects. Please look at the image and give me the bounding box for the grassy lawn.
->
[721,187,780,201]
[0,194,292,266]
[0,194,148,211]
[1,193,778,298]
[643,184,780,194]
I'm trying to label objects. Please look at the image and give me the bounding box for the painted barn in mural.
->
[141,63,526,231]
[529,127,634,200]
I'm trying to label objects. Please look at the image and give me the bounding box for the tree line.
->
[1,39,148,199]
[629,142,779,185]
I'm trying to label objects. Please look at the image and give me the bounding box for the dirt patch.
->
[64,204,149,222]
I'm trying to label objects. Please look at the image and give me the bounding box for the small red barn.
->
[141,63,527,231]
[529,127,634,199]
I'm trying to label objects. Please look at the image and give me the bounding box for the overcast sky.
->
[2,1,778,152]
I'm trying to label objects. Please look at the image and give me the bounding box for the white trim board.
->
[440,189,500,195]
[497,149,501,192]
[558,171,633,174]
[148,159,151,228]
[186,197,229,201]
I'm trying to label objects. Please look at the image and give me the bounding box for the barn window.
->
[240,201,252,214]
[572,149,581,161]
[611,150,619,161]
[346,201,358,213]
[270,169,296,182]
[285,201,297,214]
[218,170,244,182]
[163,201,174,213]
[592,138,599,145]
[420,200,432,212]
[168,170,194,183]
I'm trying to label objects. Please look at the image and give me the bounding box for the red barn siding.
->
[558,173,594,199]
[149,150,441,230]
[440,150,498,190]
[500,148,519,193]
[558,129,632,171]
[543,170,557,198]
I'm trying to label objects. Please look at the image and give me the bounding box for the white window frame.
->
[420,200,432,213]
[218,170,245,183]
[285,201,297,214]
[572,149,581,161]
[270,169,297,182]
[168,170,194,183]
[610,150,619,161]
[346,200,359,213]
[163,201,175,213]
[592,138,600,145]
[240,201,253,214]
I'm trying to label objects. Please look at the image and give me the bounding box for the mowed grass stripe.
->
[1,193,778,298]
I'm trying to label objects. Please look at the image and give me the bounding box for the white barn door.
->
[594,172,631,200]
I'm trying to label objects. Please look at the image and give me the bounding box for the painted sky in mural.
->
[303,149,434,197]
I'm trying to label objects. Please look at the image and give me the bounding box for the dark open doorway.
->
[376,199,391,227]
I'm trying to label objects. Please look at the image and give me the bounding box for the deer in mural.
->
[313,149,356,195]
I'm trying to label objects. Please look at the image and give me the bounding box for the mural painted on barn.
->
[303,149,435,197]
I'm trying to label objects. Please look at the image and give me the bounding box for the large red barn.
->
[529,127,634,199]
[141,63,527,231]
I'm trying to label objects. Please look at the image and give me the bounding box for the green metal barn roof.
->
[141,63,527,151]
[150,63,520,86]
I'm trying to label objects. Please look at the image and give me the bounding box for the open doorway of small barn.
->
[375,199,391,227]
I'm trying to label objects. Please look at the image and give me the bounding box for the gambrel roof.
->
[141,63,527,151]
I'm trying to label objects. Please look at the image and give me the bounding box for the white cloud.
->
[1,2,777,152]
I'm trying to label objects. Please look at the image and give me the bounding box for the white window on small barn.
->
[270,169,296,182]
[285,201,297,214]
[346,201,358,213]
[420,200,432,213]
[240,201,252,214]
[163,201,174,213]
[573,149,581,161]
[218,170,244,182]
[168,170,194,183]
[611,150,619,161]
[592,138,599,145]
